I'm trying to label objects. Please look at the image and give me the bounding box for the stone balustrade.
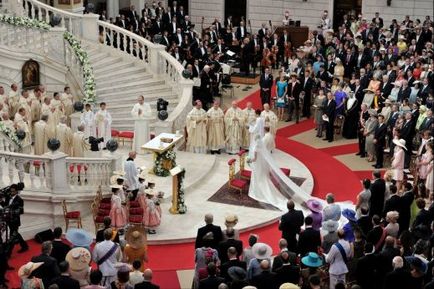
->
[0,150,116,192]
[0,21,49,54]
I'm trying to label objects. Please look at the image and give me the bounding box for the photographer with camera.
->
[2,183,28,253]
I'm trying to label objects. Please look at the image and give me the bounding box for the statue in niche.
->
[22,59,40,89]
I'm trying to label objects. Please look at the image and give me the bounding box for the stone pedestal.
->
[102,151,123,171]
[47,27,67,65]
[81,14,100,43]
[43,151,69,194]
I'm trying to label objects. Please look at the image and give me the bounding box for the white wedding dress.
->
[248,137,312,211]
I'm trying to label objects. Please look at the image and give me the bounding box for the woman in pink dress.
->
[417,142,433,184]
[109,185,127,229]
[142,189,162,234]
[391,139,406,191]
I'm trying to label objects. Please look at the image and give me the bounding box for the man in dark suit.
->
[367,215,385,252]
[286,73,303,123]
[96,216,120,243]
[398,183,414,234]
[218,228,243,264]
[355,243,379,289]
[397,80,411,102]
[198,262,225,289]
[220,246,247,282]
[134,269,160,289]
[324,92,337,142]
[357,207,373,238]
[297,216,322,257]
[279,200,304,253]
[259,67,273,106]
[195,214,223,249]
[4,183,28,253]
[50,261,80,289]
[369,170,386,217]
[382,256,412,289]
[400,112,415,168]
[373,115,387,168]
[50,227,71,265]
[419,78,432,103]
[378,236,401,276]
[31,241,60,288]
[419,109,433,132]
[250,260,278,289]
[383,184,400,214]
[301,72,315,118]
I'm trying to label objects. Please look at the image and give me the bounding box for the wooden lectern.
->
[169,166,183,214]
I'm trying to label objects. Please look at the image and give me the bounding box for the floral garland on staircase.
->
[0,15,96,104]
[154,150,177,177]
[63,31,96,104]
[176,168,187,214]
[0,122,22,149]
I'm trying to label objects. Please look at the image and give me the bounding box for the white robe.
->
[260,110,278,135]
[124,159,139,191]
[14,113,31,146]
[61,92,74,117]
[224,107,244,154]
[95,109,112,148]
[33,120,49,155]
[80,110,96,138]
[56,123,73,155]
[242,108,257,148]
[186,107,207,153]
[131,103,152,118]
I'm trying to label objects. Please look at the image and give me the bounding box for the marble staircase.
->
[84,44,180,131]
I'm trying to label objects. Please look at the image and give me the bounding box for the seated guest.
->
[65,247,91,288]
[198,262,225,289]
[134,269,160,289]
[50,227,71,265]
[218,228,243,264]
[84,270,106,289]
[220,247,247,282]
[95,216,120,243]
[50,261,80,289]
[31,241,60,288]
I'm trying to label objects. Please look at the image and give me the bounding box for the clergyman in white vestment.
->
[81,103,96,138]
[131,95,152,152]
[95,102,112,149]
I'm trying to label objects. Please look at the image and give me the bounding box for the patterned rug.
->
[207,173,306,211]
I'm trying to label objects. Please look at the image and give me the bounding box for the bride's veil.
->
[252,135,312,209]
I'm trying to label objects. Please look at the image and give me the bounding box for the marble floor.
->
[81,148,314,244]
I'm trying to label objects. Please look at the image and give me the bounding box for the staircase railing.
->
[0,131,31,153]
[0,150,116,192]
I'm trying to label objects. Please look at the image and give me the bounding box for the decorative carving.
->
[22,59,40,89]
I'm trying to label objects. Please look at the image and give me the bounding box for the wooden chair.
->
[228,158,248,197]
[62,200,82,231]
[91,201,106,233]
[118,131,134,148]
[237,150,251,180]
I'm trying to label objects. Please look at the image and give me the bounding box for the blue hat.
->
[301,252,323,268]
[342,208,357,222]
[66,228,93,247]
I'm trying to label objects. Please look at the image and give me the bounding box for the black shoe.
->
[216,150,221,155]
[322,138,328,141]
[285,119,291,122]
[18,246,29,253]
[328,140,333,142]
[355,152,361,156]
[148,229,156,234]
[360,154,367,158]
[210,151,215,155]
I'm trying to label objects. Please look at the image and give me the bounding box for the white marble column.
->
[107,0,120,18]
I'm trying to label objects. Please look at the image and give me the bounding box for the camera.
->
[0,182,24,199]
[157,98,169,112]
[88,136,104,151]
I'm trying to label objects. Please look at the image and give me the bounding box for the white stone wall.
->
[362,0,433,26]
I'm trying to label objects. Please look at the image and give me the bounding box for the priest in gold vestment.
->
[33,114,50,155]
[72,125,89,157]
[260,103,278,135]
[186,100,207,153]
[206,100,225,154]
[56,117,73,155]
[224,101,244,154]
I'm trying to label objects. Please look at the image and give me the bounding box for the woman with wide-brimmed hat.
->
[391,138,406,191]
[306,199,323,231]
[65,247,91,288]
[124,226,148,271]
[18,262,45,289]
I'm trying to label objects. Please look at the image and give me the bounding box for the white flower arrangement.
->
[0,14,51,30]
[0,122,22,149]
[154,149,177,177]
[177,168,187,214]
[63,31,96,104]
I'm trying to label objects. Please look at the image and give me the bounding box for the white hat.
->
[393,138,407,150]
[252,242,273,259]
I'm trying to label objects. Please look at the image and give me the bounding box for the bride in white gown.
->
[248,135,311,211]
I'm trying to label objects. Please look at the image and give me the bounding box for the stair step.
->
[95,79,166,94]
[96,73,153,87]
[94,66,148,81]
[101,93,179,105]
[92,56,123,69]
[97,85,173,99]
[88,52,110,63]
[94,62,135,74]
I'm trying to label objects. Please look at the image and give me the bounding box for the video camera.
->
[88,136,104,152]
[0,182,24,199]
